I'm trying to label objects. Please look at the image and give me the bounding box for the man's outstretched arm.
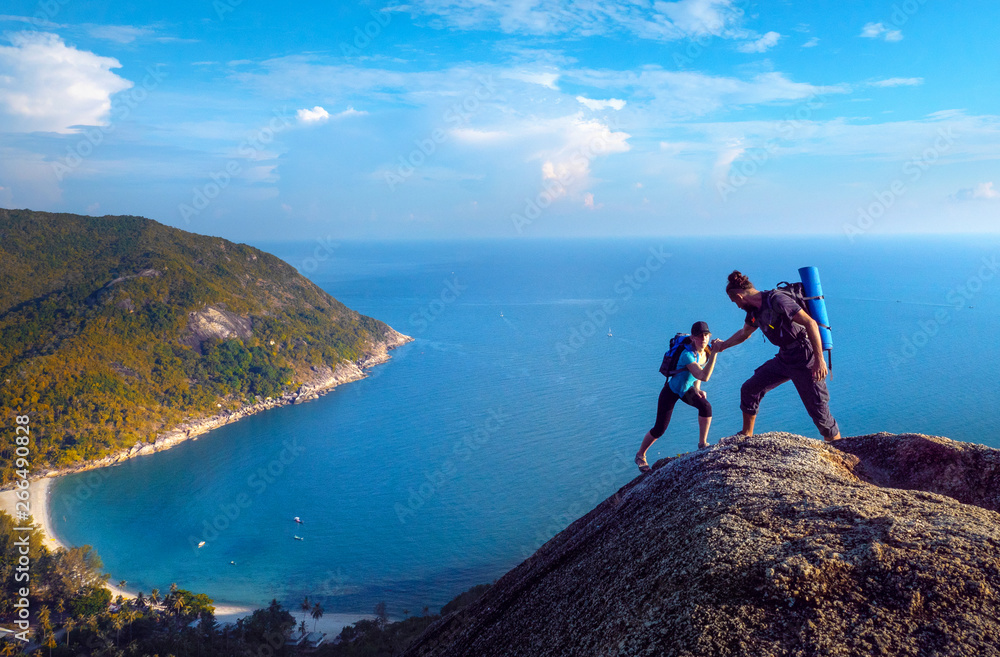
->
[715,323,756,353]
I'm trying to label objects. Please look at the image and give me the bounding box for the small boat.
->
[293,516,303,523]
[230,560,236,565]
[198,541,206,548]
[607,328,613,337]
[499,311,504,318]
[293,535,304,541]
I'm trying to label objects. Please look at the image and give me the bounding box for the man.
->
[713,270,841,442]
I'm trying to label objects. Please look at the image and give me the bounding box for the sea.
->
[49,236,1000,617]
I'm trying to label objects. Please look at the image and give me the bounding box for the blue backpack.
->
[659,333,691,378]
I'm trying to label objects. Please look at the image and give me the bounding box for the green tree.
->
[70,586,111,617]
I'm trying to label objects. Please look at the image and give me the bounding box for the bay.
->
[50,236,1000,616]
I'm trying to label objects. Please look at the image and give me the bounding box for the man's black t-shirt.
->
[744,290,816,367]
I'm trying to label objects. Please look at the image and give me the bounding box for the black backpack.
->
[764,282,833,368]
[659,333,691,378]
[774,281,830,333]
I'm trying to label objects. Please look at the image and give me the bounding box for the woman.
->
[713,270,841,442]
[635,321,718,473]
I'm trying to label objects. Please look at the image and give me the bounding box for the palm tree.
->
[85,614,99,636]
[310,602,324,632]
[125,609,139,643]
[63,618,76,649]
[172,595,187,619]
[44,632,56,657]
[111,613,124,645]
[118,579,127,590]
[403,609,410,618]
[36,605,52,648]
[1,641,16,656]
[149,588,160,607]
[300,595,311,627]
[168,581,179,613]
[423,605,429,616]
[135,592,145,610]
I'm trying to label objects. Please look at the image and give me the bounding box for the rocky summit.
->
[404,432,1000,657]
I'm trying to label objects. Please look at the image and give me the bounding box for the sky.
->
[0,0,998,242]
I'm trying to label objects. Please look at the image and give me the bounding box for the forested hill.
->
[0,209,408,483]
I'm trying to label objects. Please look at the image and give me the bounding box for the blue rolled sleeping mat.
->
[798,266,832,368]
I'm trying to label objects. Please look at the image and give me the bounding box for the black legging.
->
[649,384,712,439]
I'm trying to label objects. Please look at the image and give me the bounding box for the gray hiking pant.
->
[740,355,840,439]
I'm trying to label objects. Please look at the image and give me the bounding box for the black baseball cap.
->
[691,321,711,336]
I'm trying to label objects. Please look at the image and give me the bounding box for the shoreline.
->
[0,332,410,631]
[2,331,412,486]
[0,479,368,629]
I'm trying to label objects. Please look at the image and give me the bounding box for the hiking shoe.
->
[635,454,651,473]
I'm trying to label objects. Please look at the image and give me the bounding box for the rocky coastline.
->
[5,329,411,487]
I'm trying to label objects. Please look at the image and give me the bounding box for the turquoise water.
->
[50,237,1000,616]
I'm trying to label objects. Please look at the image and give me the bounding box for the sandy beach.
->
[0,478,369,635]
[0,476,62,553]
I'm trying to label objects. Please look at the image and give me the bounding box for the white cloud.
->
[576,96,626,111]
[0,32,133,133]
[295,104,369,125]
[664,111,1000,166]
[737,31,781,53]
[399,0,747,41]
[243,164,280,184]
[503,70,560,89]
[451,128,509,143]
[0,14,65,29]
[568,68,849,119]
[712,140,745,182]
[952,182,1000,201]
[658,0,740,37]
[860,22,884,37]
[583,192,595,208]
[533,114,631,201]
[870,77,924,87]
[297,106,330,124]
[86,24,153,44]
[333,106,368,119]
[802,37,819,48]
[83,24,197,45]
[860,22,903,42]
